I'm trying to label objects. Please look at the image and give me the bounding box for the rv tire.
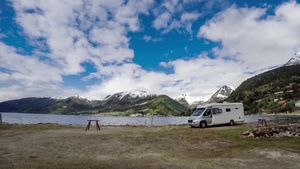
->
[200,121,206,128]
[229,120,234,126]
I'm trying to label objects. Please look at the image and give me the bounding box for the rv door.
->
[202,108,212,125]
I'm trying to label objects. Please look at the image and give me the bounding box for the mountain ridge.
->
[0,91,187,116]
[209,85,235,103]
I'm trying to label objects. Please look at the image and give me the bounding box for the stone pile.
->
[242,125,300,138]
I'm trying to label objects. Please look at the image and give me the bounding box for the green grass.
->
[0,123,71,130]
[0,123,13,130]
[291,110,300,114]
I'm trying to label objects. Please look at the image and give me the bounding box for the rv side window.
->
[213,108,222,115]
[226,108,231,112]
[203,109,211,116]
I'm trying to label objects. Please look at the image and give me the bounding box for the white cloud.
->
[0,42,81,101]
[89,27,129,47]
[152,12,172,29]
[115,0,154,32]
[0,42,62,84]
[198,1,300,71]
[152,1,201,35]
[181,12,201,23]
[163,0,180,13]
[184,46,188,52]
[0,33,6,38]
[143,35,152,42]
[143,35,163,42]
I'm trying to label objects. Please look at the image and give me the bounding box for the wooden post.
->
[151,115,154,125]
[0,113,2,123]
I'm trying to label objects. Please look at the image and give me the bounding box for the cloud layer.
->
[198,1,300,71]
[1,0,300,102]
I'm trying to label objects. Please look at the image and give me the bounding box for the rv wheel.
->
[200,121,206,128]
[229,120,234,126]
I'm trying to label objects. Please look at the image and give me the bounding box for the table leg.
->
[96,121,100,131]
[85,121,91,131]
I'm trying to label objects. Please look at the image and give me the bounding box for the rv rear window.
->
[226,108,231,112]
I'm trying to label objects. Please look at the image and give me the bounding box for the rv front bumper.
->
[188,119,200,127]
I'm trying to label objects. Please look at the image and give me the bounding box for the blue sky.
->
[0,0,300,102]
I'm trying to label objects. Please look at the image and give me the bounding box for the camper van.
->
[188,103,244,128]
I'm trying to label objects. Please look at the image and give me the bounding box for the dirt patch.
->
[0,124,300,169]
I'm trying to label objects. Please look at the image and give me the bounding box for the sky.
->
[0,0,300,102]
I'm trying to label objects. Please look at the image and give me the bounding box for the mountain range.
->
[209,85,235,103]
[283,52,300,67]
[0,90,187,116]
[174,85,235,107]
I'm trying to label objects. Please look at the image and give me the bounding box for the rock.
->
[242,125,300,138]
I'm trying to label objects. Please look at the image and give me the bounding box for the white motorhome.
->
[188,103,244,128]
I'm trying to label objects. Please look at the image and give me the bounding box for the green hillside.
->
[226,65,300,114]
[0,97,57,114]
[147,95,188,116]
[50,96,93,115]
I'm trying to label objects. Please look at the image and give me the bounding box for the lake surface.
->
[1,112,300,126]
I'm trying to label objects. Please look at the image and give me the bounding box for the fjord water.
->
[1,112,188,125]
[1,112,299,125]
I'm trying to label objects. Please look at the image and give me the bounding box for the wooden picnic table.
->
[85,120,100,131]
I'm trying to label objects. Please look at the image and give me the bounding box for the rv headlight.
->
[193,119,200,123]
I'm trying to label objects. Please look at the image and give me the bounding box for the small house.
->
[295,100,300,110]
[278,100,286,105]
[261,109,272,114]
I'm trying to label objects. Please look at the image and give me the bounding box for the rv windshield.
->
[191,108,205,116]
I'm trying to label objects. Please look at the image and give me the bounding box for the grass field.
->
[1,123,300,169]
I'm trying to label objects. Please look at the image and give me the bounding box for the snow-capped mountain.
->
[104,89,152,101]
[209,85,235,103]
[283,52,300,67]
[174,94,207,106]
[174,94,189,107]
